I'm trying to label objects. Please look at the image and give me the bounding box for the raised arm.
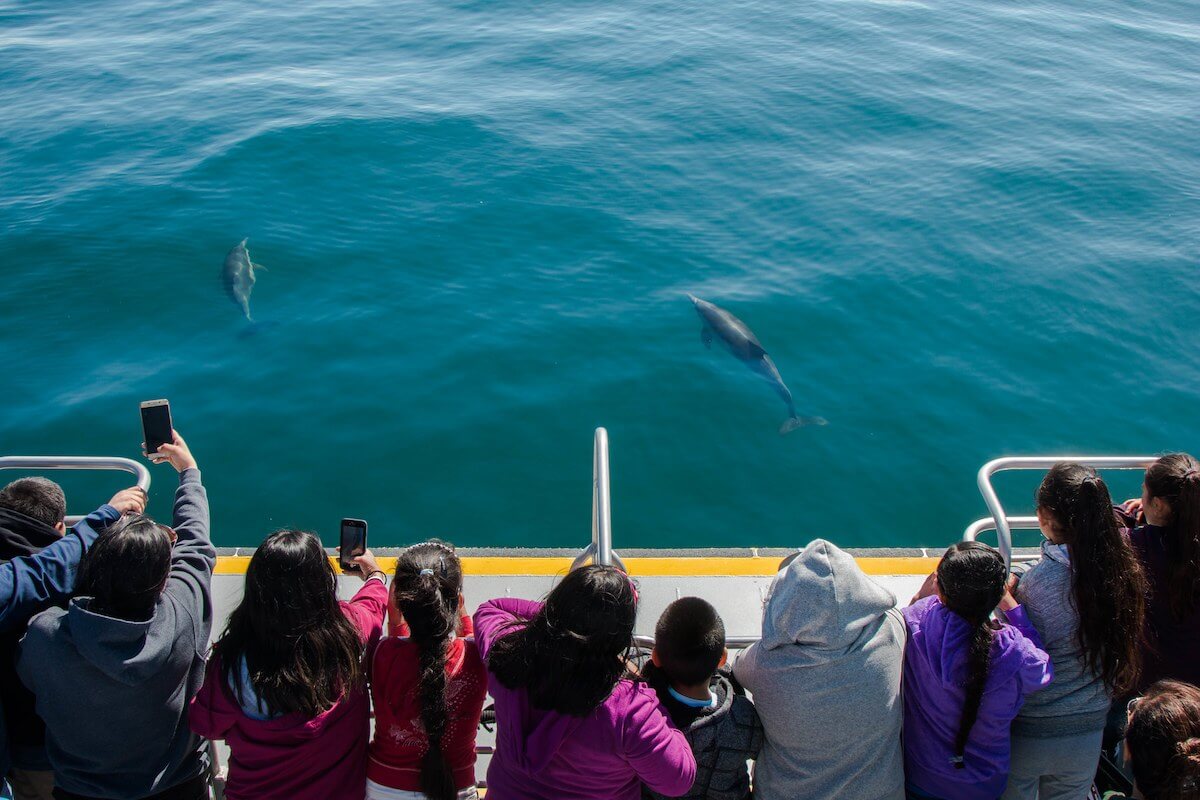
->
[150,432,216,647]
[0,487,145,633]
[473,597,542,660]
[341,551,388,649]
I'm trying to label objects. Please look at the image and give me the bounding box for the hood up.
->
[761,539,898,657]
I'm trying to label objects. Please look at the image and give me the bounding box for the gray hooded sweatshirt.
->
[18,469,215,799]
[733,539,906,800]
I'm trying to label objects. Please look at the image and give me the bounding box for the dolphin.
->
[222,238,265,321]
[688,294,827,434]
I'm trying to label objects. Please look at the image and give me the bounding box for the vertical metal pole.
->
[593,427,612,566]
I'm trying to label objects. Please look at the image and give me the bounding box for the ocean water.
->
[1,0,1197,550]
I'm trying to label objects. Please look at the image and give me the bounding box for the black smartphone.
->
[140,399,173,456]
[339,518,367,571]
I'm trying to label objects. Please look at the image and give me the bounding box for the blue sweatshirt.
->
[18,469,215,799]
[0,503,117,778]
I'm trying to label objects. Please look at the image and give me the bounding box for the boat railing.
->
[0,455,151,525]
[569,427,626,572]
[966,455,1156,568]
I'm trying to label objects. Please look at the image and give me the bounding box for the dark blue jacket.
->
[0,503,117,777]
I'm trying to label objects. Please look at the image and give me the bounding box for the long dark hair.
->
[215,529,363,718]
[1036,463,1146,696]
[391,542,463,800]
[75,513,172,621]
[488,565,637,716]
[1126,680,1200,800]
[1144,453,1200,620]
[936,541,1006,769]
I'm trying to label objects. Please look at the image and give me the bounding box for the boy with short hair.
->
[643,597,763,800]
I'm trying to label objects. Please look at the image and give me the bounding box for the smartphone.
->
[339,518,367,571]
[140,399,173,456]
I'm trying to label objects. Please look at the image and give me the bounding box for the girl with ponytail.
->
[1119,679,1200,800]
[368,542,487,800]
[1117,453,1200,691]
[903,542,1052,800]
[1002,463,1148,800]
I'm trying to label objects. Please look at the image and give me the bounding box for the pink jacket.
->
[190,580,388,800]
[474,597,696,800]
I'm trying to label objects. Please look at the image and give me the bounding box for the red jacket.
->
[190,580,388,800]
[368,612,488,791]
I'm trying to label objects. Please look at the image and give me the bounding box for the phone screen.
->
[339,519,367,570]
[140,400,173,455]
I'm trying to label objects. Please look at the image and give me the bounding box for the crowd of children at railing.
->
[0,431,1197,800]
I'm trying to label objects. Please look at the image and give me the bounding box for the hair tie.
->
[419,568,434,576]
[1184,468,1199,479]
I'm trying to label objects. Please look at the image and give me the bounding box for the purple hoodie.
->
[474,598,696,800]
[902,597,1053,800]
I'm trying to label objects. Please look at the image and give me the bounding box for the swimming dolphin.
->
[688,294,827,434]
[222,238,265,321]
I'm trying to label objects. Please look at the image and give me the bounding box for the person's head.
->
[1035,463,1146,695]
[391,541,464,800]
[0,477,66,533]
[488,565,637,716]
[75,513,173,620]
[1125,680,1200,800]
[216,529,363,718]
[1142,453,1200,619]
[651,597,727,689]
[935,541,1007,768]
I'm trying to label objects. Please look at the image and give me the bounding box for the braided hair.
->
[936,542,1007,769]
[392,541,463,800]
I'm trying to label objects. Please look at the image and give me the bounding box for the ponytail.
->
[1037,464,1146,696]
[392,542,463,800]
[935,542,1006,769]
[1144,454,1200,620]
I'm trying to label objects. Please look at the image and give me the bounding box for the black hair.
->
[1144,453,1200,620]
[654,597,725,686]
[1036,463,1146,696]
[74,513,172,621]
[391,541,464,800]
[936,541,1007,768]
[1126,680,1200,799]
[0,477,66,528]
[215,529,363,718]
[488,565,637,716]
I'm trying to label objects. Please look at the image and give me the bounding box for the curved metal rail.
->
[974,456,1156,568]
[0,456,151,524]
[570,428,626,572]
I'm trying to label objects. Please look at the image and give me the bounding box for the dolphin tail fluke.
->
[252,262,267,272]
[779,415,828,434]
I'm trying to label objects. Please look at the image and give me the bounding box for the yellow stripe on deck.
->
[214,555,939,576]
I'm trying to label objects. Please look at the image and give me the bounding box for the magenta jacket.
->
[190,580,388,800]
[474,597,696,800]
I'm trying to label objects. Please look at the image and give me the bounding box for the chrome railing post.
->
[572,428,625,572]
[0,456,151,524]
[974,456,1156,568]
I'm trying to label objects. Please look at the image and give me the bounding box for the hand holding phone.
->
[339,518,368,572]
[140,400,173,456]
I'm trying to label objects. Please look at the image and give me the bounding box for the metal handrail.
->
[0,456,151,524]
[570,428,626,571]
[976,456,1156,568]
[634,633,759,650]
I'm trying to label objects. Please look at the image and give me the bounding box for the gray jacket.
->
[1011,541,1110,738]
[733,539,906,800]
[18,469,216,798]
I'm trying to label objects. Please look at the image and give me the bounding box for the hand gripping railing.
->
[966,456,1157,569]
[570,428,626,571]
[0,456,151,524]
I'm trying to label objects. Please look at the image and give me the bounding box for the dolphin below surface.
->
[222,238,265,321]
[688,294,827,434]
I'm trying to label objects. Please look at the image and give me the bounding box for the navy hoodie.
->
[18,469,215,799]
[0,504,116,779]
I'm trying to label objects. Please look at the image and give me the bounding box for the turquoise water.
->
[2,1,1197,550]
